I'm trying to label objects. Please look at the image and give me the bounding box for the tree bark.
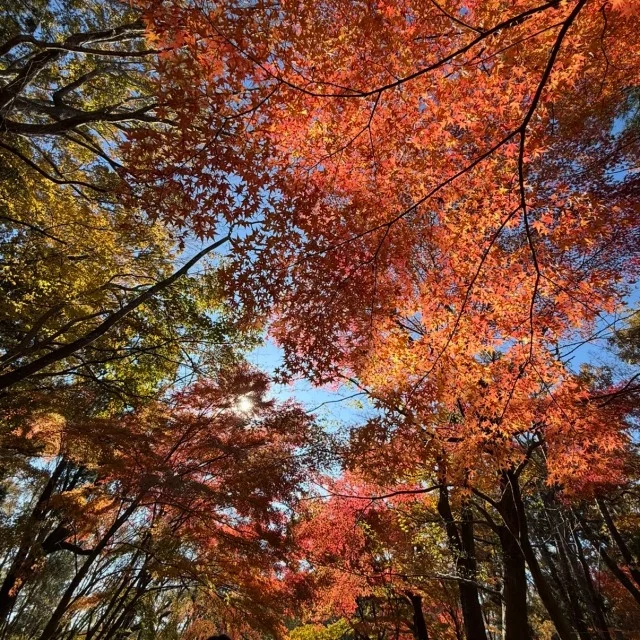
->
[437,485,489,640]
[407,592,429,640]
[499,471,576,640]
[496,520,529,640]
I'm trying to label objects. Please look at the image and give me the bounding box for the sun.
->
[236,395,254,414]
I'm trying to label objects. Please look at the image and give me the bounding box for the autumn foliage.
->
[1,0,640,638]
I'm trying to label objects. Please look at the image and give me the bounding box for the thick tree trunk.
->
[497,522,529,640]
[407,592,429,640]
[494,471,530,640]
[459,503,489,640]
[499,471,576,640]
[437,486,489,640]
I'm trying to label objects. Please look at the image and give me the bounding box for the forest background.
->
[1,0,640,639]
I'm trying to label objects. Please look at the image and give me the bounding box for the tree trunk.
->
[37,500,139,640]
[497,525,529,640]
[85,555,142,640]
[575,511,640,606]
[100,572,150,640]
[500,471,576,640]
[459,502,489,640]
[437,485,489,640]
[571,525,612,640]
[554,532,591,640]
[494,471,530,640]
[596,498,640,589]
[407,592,429,640]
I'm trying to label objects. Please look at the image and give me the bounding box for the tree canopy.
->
[1,0,640,639]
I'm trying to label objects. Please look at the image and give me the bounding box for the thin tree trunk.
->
[459,502,489,640]
[575,512,640,606]
[37,500,139,640]
[554,532,591,640]
[571,525,612,640]
[538,539,571,608]
[497,525,529,640]
[100,570,151,640]
[86,557,141,640]
[596,498,640,589]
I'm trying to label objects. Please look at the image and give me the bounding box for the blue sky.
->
[247,339,372,426]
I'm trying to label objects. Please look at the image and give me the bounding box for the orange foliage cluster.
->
[128,0,640,494]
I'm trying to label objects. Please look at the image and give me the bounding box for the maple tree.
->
[127,0,640,492]
[0,363,319,640]
[122,1,640,636]
[2,0,640,638]
[133,0,640,637]
[291,474,464,640]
